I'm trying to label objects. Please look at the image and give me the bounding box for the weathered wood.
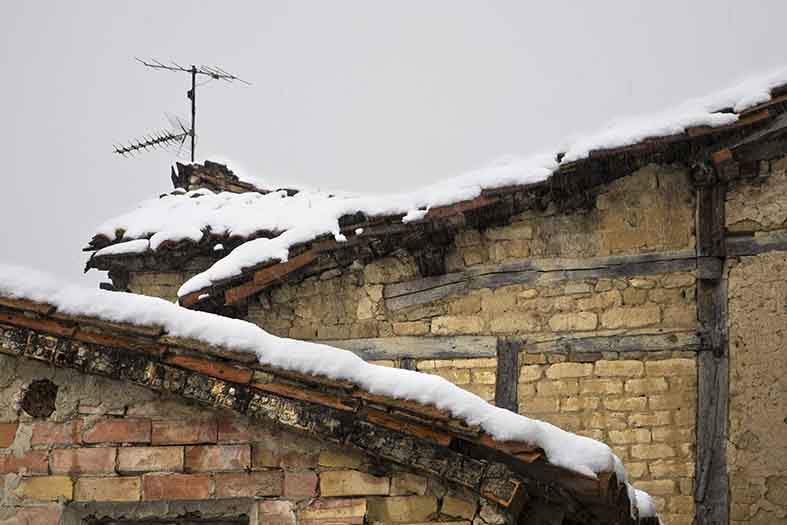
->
[523,330,702,355]
[495,339,519,413]
[384,251,697,311]
[223,249,319,305]
[727,229,787,256]
[694,278,729,524]
[694,172,729,525]
[327,335,498,360]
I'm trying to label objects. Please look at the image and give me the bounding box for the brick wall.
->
[0,355,501,525]
[517,352,696,523]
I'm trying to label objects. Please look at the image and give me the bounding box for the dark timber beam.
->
[495,338,519,412]
[692,162,729,524]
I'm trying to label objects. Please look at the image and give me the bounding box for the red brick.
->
[284,470,318,497]
[83,419,151,444]
[217,417,274,443]
[117,446,183,473]
[50,447,116,474]
[185,444,250,471]
[152,419,217,445]
[0,422,18,448]
[165,354,252,383]
[214,471,283,498]
[0,450,48,474]
[13,506,62,525]
[143,473,210,500]
[30,420,83,446]
[75,477,141,502]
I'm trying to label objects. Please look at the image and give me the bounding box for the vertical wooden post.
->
[693,164,729,525]
[495,338,519,412]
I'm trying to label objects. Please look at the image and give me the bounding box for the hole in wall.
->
[20,379,58,418]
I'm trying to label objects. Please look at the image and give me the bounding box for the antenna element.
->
[114,59,250,162]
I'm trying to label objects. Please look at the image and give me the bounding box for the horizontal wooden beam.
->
[521,330,702,355]
[327,335,498,360]
[727,230,787,257]
[385,250,697,311]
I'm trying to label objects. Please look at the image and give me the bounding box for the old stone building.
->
[3,75,787,524]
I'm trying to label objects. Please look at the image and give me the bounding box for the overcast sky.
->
[2,1,787,286]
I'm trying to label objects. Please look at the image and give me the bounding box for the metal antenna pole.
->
[115,58,250,162]
[190,65,196,162]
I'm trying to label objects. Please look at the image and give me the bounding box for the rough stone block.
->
[392,321,430,336]
[520,396,559,414]
[548,312,598,332]
[536,379,579,396]
[319,448,363,469]
[320,469,390,496]
[431,316,483,335]
[74,476,140,502]
[429,368,470,384]
[489,313,539,333]
[594,359,645,377]
[545,362,593,379]
[518,365,543,382]
[634,479,676,496]
[629,411,672,427]
[649,460,694,478]
[603,396,647,411]
[117,446,183,473]
[631,443,676,460]
[298,498,367,524]
[390,471,428,495]
[601,305,660,329]
[608,429,651,444]
[580,378,623,394]
[441,495,477,519]
[625,377,668,394]
[367,495,438,523]
[644,358,696,377]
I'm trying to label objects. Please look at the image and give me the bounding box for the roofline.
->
[0,292,648,523]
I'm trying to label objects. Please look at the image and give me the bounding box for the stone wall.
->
[0,355,499,525]
[724,154,787,525]
[517,352,696,524]
[727,253,787,524]
[247,165,696,342]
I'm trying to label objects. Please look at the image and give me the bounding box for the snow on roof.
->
[0,263,648,490]
[89,67,787,302]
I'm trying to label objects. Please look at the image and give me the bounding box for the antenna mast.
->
[114,58,250,162]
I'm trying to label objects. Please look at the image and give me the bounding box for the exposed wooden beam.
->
[693,167,729,525]
[495,338,519,413]
[384,250,697,312]
[327,335,498,360]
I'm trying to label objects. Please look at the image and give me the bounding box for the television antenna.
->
[113,58,251,162]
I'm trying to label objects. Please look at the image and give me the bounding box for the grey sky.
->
[2,1,786,286]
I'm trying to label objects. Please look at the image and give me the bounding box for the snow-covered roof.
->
[86,68,787,304]
[0,263,656,519]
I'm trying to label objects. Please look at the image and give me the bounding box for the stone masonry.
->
[0,355,501,525]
